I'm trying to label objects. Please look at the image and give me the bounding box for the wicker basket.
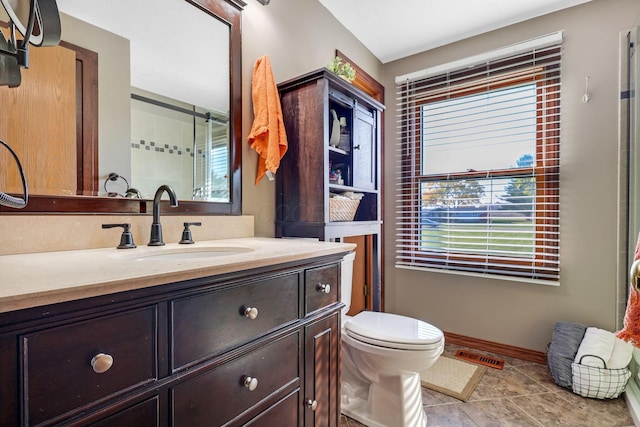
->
[571,355,631,399]
[329,198,360,221]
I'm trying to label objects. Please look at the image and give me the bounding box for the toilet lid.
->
[344,311,443,350]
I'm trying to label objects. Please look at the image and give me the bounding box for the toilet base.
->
[341,371,427,427]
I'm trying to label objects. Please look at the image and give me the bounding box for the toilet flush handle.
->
[317,283,331,294]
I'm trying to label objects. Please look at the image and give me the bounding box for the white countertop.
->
[0,237,355,313]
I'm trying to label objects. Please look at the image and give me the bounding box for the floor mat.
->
[420,356,487,401]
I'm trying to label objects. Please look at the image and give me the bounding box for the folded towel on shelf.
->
[248,54,288,184]
[607,336,634,369]
[330,191,364,201]
[574,327,615,368]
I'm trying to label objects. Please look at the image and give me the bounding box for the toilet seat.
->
[344,311,443,351]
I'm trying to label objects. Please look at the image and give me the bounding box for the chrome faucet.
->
[148,185,178,246]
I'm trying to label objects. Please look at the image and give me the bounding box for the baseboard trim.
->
[444,332,547,365]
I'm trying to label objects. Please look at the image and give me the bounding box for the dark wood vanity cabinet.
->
[0,254,345,426]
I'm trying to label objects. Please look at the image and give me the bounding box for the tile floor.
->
[339,343,635,427]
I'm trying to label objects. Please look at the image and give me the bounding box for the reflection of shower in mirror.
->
[0,139,28,208]
[130,90,230,202]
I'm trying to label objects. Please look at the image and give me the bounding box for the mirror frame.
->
[0,0,245,215]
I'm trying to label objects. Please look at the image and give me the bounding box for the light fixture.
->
[256,0,270,5]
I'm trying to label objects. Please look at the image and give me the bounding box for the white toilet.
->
[340,252,444,427]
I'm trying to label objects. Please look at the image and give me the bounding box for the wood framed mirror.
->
[0,0,244,215]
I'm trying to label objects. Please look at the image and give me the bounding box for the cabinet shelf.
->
[328,146,349,156]
[324,221,382,240]
[329,183,379,194]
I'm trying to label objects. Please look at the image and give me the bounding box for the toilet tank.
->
[341,252,356,316]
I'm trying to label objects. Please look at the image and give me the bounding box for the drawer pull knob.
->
[244,306,259,320]
[243,376,259,391]
[317,283,331,294]
[305,398,318,411]
[91,353,114,374]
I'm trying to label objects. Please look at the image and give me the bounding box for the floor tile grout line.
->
[422,400,468,408]
[422,390,560,408]
[465,390,560,404]
[512,365,558,392]
[505,396,547,427]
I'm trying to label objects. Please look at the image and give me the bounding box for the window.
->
[396,33,562,282]
[194,114,230,202]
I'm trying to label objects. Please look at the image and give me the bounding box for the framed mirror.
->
[0,0,244,215]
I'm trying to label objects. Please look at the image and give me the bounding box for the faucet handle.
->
[102,223,137,249]
[179,222,202,244]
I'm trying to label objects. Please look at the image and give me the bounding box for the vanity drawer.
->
[171,272,299,370]
[171,331,300,427]
[21,306,157,426]
[244,389,299,426]
[304,263,339,316]
[90,396,159,427]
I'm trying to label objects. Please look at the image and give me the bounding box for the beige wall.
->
[58,13,132,189]
[0,1,378,254]
[241,0,383,237]
[241,0,640,352]
[380,0,640,352]
[4,0,639,353]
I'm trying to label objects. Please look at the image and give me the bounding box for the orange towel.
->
[616,231,640,346]
[248,55,288,184]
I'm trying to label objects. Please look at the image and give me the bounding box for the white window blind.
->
[395,34,562,282]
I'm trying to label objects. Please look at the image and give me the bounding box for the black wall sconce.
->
[256,0,270,5]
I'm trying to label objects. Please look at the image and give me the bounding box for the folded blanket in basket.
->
[574,328,614,367]
[574,327,634,369]
[547,322,587,389]
[608,335,634,369]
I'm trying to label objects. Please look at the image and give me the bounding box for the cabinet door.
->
[352,105,376,190]
[304,313,340,427]
[0,38,77,195]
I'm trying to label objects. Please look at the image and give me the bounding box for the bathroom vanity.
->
[0,238,352,426]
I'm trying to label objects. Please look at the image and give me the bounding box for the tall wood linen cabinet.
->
[276,69,385,310]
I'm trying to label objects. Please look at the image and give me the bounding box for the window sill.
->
[395,264,560,287]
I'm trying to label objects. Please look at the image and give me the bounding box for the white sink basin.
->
[113,246,254,261]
